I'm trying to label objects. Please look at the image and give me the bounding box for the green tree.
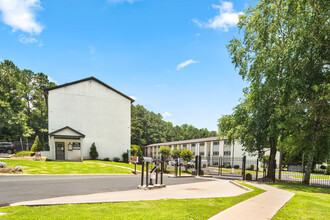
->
[89,143,99,160]
[180,149,194,172]
[130,145,141,156]
[0,61,33,141]
[0,60,56,144]
[131,104,217,147]
[31,135,43,152]
[159,146,171,172]
[223,0,329,182]
[171,148,182,159]
[131,144,143,163]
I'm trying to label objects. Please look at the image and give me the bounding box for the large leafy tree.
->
[0,61,33,141]
[220,0,329,183]
[0,60,56,144]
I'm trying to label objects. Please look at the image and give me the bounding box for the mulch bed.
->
[0,168,23,174]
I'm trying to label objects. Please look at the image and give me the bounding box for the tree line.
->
[0,60,217,147]
[131,104,217,146]
[218,0,329,185]
[0,60,56,145]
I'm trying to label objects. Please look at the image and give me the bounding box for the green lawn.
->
[0,183,265,219]
[291,174,329,180]
[88,160,140,170]
[269,183,330,220]
[1,159,133,174]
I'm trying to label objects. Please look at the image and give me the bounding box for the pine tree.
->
[89,142,99,159]
[31,135,43,152]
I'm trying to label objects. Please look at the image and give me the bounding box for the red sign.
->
[132,156,138,163]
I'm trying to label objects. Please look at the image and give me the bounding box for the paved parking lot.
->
[0,174,210,206]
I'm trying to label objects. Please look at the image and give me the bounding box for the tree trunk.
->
[164,156,168,172]
[303,119,320,185]
[303,148,314,185]
[267,137,277,179]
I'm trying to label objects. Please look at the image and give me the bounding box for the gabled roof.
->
[45,76,135,102]
[49,126,85,138]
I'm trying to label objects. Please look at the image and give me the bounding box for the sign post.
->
[132,156,138,174]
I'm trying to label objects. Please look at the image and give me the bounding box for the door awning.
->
[49,126,85,139]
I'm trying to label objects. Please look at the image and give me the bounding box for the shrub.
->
[89,143,99,160]
[248,164,255,170]
[234,165,240,169]
[15,151,34,156]
[103,157,110,161]
[225,164,231,168]
[31,136,43,152]
[325,165,330,175]
[122,152,128,163]
[113,157,120,162]
[320,165,326,170]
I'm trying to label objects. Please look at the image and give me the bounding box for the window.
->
[199,145,205,156]
[213,145,219,156]
[199,142,205,146]
[72,142,80,150]
[224,151,231,156]
[213,141,219,145]
[183,144,187,149]
[191,143,196,152]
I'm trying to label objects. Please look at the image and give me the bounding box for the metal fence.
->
[12,141,34,152]
[202,156,260,181]
[276,164,330,188]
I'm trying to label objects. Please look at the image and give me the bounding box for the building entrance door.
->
[55,142,65,160]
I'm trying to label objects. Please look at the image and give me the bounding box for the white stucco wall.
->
[48,79,131,160]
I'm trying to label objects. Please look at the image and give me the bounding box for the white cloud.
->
[48,76,57,84]
[18,35,37,43]
[0,0,44,35]
[107,0,139,4]
[193,1,243,32]
[176,59,198,71]
[129,96,136,101]
[162,112,172,119]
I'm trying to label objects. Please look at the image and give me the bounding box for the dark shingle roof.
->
[45,76,135,102]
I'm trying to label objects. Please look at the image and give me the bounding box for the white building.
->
[144,137,280,167]
[41,77,134,161]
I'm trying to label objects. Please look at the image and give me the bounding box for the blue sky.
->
[0,0,253,131]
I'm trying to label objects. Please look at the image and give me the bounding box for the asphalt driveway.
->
[0,175,210,206]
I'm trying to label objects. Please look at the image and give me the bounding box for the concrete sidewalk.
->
[10,179,247,206]
[209,182,295,220]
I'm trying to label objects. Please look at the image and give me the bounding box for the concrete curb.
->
[168,175,195,178]
[229,181,252,191]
